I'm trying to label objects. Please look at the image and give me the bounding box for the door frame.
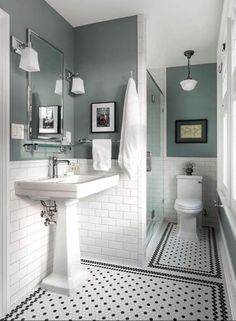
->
[0,7,10,317]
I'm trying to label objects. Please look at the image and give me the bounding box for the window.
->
[222,48,228,190]
[231,10,236,210]
[218,2,236,215]
[232,99,236,207]
[232,9,236,73]
[222,110,228,188]
[222,55,228,98]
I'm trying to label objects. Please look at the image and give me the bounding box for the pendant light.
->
[180,50,198,91]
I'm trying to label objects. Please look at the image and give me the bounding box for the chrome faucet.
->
[49,156,71,178]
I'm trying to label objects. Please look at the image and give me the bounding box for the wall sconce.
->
[180,50,198,91]
[11,36,40,72]
[65,69,85,95]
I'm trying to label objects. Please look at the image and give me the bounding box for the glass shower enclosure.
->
[146,71,164,245]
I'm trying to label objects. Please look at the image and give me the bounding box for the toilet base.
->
[177,213,200,241]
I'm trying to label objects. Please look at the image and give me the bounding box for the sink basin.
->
[14,173,119,296]
[15,174,119,200]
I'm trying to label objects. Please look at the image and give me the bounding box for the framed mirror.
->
[28,29,64,142]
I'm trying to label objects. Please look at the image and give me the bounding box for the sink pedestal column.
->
[41,200,88,296]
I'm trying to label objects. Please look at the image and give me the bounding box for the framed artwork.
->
[38,106,60,134]
[175,119,208,143]
[91,102,116,133]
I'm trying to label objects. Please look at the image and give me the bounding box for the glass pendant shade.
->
[55,79,63,95]
[71,76,85,94]
[19,43,40,72]
[180,78,198,91]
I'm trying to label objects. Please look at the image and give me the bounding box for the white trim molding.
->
[137,14,147,263]
[0,8,10,317]
[218,190,236,240]
[217,0,236,237]
[217,216,236,320]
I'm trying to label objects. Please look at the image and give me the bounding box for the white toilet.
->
[174,175,203,240]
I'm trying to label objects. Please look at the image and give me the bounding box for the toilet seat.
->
[175,198,203,211]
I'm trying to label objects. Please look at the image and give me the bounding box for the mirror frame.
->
[27,28,65,142]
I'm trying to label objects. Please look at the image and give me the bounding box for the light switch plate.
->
[11,123,24,140]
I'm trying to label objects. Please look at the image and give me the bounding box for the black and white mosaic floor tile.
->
[148,223,222,279]
[3,259,231,321]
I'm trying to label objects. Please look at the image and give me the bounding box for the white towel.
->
[118,77,141,179]
[92,139,112,171]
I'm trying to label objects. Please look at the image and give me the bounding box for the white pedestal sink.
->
[15,174,119,295]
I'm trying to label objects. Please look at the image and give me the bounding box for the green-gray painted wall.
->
[167,63,217,157]
[0,0,75,161]
[73,16,137,159]
[218,206,236,276]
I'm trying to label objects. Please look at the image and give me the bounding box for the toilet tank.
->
[176,175,203,200]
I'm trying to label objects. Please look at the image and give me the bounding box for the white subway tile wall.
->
[163,158,217,224]
[147,157,164,224]
[9,161,54,307]
[76,159,144,266]
[9,160,71,307]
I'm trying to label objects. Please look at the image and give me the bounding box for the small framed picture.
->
[91,102,116,133]
[38,106,60,134]
[175,119,208,143]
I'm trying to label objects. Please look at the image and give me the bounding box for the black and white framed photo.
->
[91,102,116,133]
[38,106,60,134]
[175,119,208,143]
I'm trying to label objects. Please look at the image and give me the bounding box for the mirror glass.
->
[28,29,64,142]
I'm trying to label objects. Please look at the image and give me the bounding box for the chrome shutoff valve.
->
[40,200,57,226]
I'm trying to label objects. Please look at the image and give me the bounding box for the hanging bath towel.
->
[93,139,112,171]
[118,77,141,179]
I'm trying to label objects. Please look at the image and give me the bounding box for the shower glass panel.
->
[146,71,164,244]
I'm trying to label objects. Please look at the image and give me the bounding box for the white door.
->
[0,8,10,318]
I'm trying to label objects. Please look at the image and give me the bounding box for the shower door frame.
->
[146,70,165,246]
[0,8,10,318]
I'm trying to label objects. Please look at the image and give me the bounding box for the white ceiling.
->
[45,0,223,68]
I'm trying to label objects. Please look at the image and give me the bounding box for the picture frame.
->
[38,106,60,134]
[175,119,208,143]
[91,102,116,133]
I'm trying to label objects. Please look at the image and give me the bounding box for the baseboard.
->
[217,217,236,320]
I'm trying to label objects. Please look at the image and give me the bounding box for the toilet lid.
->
[175,198,203,210]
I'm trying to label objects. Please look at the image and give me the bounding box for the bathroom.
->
[0,0,235,320]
